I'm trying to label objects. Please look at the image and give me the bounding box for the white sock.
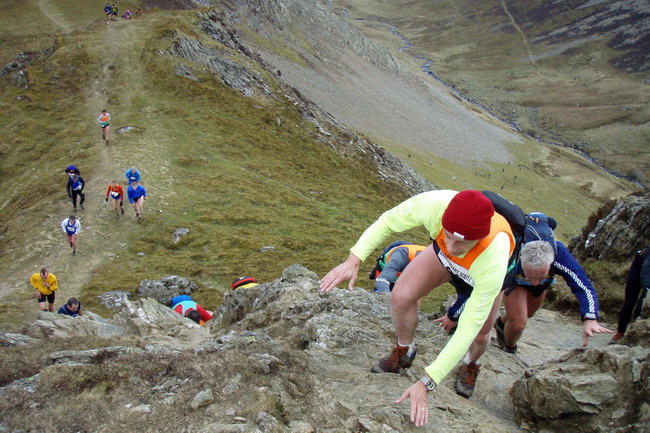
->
[463,354,480,365]
[398,341,416,357]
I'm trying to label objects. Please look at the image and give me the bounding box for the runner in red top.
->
[105,180,124,219]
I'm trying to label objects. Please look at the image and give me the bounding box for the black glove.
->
[105,197,108,202]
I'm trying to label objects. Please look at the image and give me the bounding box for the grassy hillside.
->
[0,1,637,332]
[333,0,649,184]
[0,6,429,330]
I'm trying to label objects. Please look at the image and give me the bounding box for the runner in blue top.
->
[103,3,112,24]
[61,215,81,255]
[66,174,85,210]
[58,297,83,317]
[127,181,147,223]
[125,167,141,183]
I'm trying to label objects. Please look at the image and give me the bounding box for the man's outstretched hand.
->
[395,380,430,427]
[582,320,612,347]
[433,314,456,334]
[319,254,361,292]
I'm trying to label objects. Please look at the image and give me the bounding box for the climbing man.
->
[440,212,611,398]
[320,190,516,427]
[231,276,259,290]
[170,295,213,325]
[369,241,427,293]
[58,297,83,317]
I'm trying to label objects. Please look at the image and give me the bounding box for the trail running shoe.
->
[370,345,416,373]
[455,361,480,398]
[608,332,623,345]
[494,316,517,354]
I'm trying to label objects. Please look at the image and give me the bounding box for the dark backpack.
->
[480,191,527,283]
[480,191,527,240]
[369,240,411,280]
[524,212,558,253]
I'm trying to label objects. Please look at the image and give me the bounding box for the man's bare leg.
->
[391,245,451,345]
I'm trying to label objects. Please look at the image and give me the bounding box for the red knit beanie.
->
[442,190,494,240]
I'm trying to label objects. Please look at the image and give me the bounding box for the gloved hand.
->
[105,197,108,202]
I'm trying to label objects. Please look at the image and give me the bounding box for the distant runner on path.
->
[61,215,81,256]
[125,167,141,184]
[127,181,147,223]
[105,180,125,218]
[67,174,86,210]
[104,3,112,24]
[64,165,80,198]
[30,268,59,312]
[64,165,80,179]
[97,109,111,144]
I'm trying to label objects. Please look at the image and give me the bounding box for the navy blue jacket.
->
[448,241,599,321]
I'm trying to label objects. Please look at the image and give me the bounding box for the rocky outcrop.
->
[48,346,145,366]
[1,265,636,432]
[171,33,272,96]
[136,275,198,306]
[172,227,190,243]
[511,345,650,433]
[111,297,210,343]
[25,311,126,339]
[213,0,399,72]
[97,290,131,310]
[0,327,36,346]
[572,193,650,261]
[623,318,650,348]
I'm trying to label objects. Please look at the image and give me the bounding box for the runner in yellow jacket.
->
[30,268,59,312]
[320,190,514,427]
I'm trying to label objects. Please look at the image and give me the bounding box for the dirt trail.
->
[0,8,150,309]
[499,0,537,66]
[37,0,66,28]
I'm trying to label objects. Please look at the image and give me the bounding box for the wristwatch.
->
[420,376,437,392]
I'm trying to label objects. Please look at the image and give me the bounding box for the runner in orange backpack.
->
[369,242,427,293]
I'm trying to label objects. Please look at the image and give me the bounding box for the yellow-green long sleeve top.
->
[349,190,511,384]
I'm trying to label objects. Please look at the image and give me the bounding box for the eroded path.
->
[0,8,155,314]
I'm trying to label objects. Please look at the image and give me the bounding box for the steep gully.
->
[326,1,637,186]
